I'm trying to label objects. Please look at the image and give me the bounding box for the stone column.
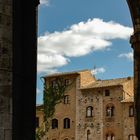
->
[127,0,140,139]
[12,0,39,140]
[130,34,140,139]
[0,0,12,140]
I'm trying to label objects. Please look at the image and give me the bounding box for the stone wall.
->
[44,75,78,140]
[77,81,134,140]
[37,72,135,140]
[77,89,103,140]
[0,0,12,140]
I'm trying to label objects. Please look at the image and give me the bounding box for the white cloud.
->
[37,88,42,95]
[91,67,106,75]
[118,52,133,61]
[38,18,133,73]
[40,0,49,6]
[37,53,70,73]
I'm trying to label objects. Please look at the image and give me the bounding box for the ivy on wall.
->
[36,77,73,140]
[43,78,67,121]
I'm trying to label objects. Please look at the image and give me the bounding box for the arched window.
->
[106,134,109,140]
[52,119,58,129]
[64,138,69,140]
[86,106,93,117]
[128,134,135,140]
[87,130,90,140]
[129,106,134,117]
[106,133,114,140]
[105,89,110,96]
[64,118,70,129]
[111,134,114,140]
[106,105,114,117]
[64,95,69,104]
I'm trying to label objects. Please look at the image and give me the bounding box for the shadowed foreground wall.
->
[1,0,39,140]
[0,0,12,139]
[12,0,39,140]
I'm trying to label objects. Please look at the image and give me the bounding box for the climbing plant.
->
[36,124,46,140]
[43,78,67,121]
[36,77,73,140]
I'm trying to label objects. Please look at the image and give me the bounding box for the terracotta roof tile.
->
[81,77,132,89]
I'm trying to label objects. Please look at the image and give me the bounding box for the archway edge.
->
[126,0,140,139]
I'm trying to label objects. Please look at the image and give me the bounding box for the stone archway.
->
[11,0,140,139]
[126,0,140,139]
[0,0,140,140]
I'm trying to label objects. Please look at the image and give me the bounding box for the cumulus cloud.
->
[118,52,133,61]
[40,0,49,6]
[91,67,106,75]
[37,18,133,73]
[38,52,70,73]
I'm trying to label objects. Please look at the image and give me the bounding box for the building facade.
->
[78,77,135,140]
[36,70,136,140]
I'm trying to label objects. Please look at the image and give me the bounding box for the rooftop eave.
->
[80,84,123,90]
[41,69,90,79]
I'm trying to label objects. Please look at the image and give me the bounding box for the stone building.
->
[78,77,135,140]
[36,70,95,140]
[36,70,136,140]
[0,0,12,139]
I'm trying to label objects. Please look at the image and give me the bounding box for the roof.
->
[42,69,90,78]
[81,77,132,89]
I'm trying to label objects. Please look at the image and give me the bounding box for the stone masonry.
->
[0,0,12,140]
[36,70,136,140]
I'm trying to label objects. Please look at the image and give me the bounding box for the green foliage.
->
[36,125,45,140]
[43,78,67,121]
[36,77,71,140]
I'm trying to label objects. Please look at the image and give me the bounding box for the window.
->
[64,118,70,129]
[128,134,135,140]
[64,95,69,104]
[105,89,110,96]
[65,79,70,86]
[106,134,114,140]
[51,80,57,88]
[86,106,93,117]
[87,130,90,140]
[129,106,134,117]
[36,117,39,128]
[52,119,58,129]
[106,105,114,117]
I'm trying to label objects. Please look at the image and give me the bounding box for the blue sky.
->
[36,0,133,104]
